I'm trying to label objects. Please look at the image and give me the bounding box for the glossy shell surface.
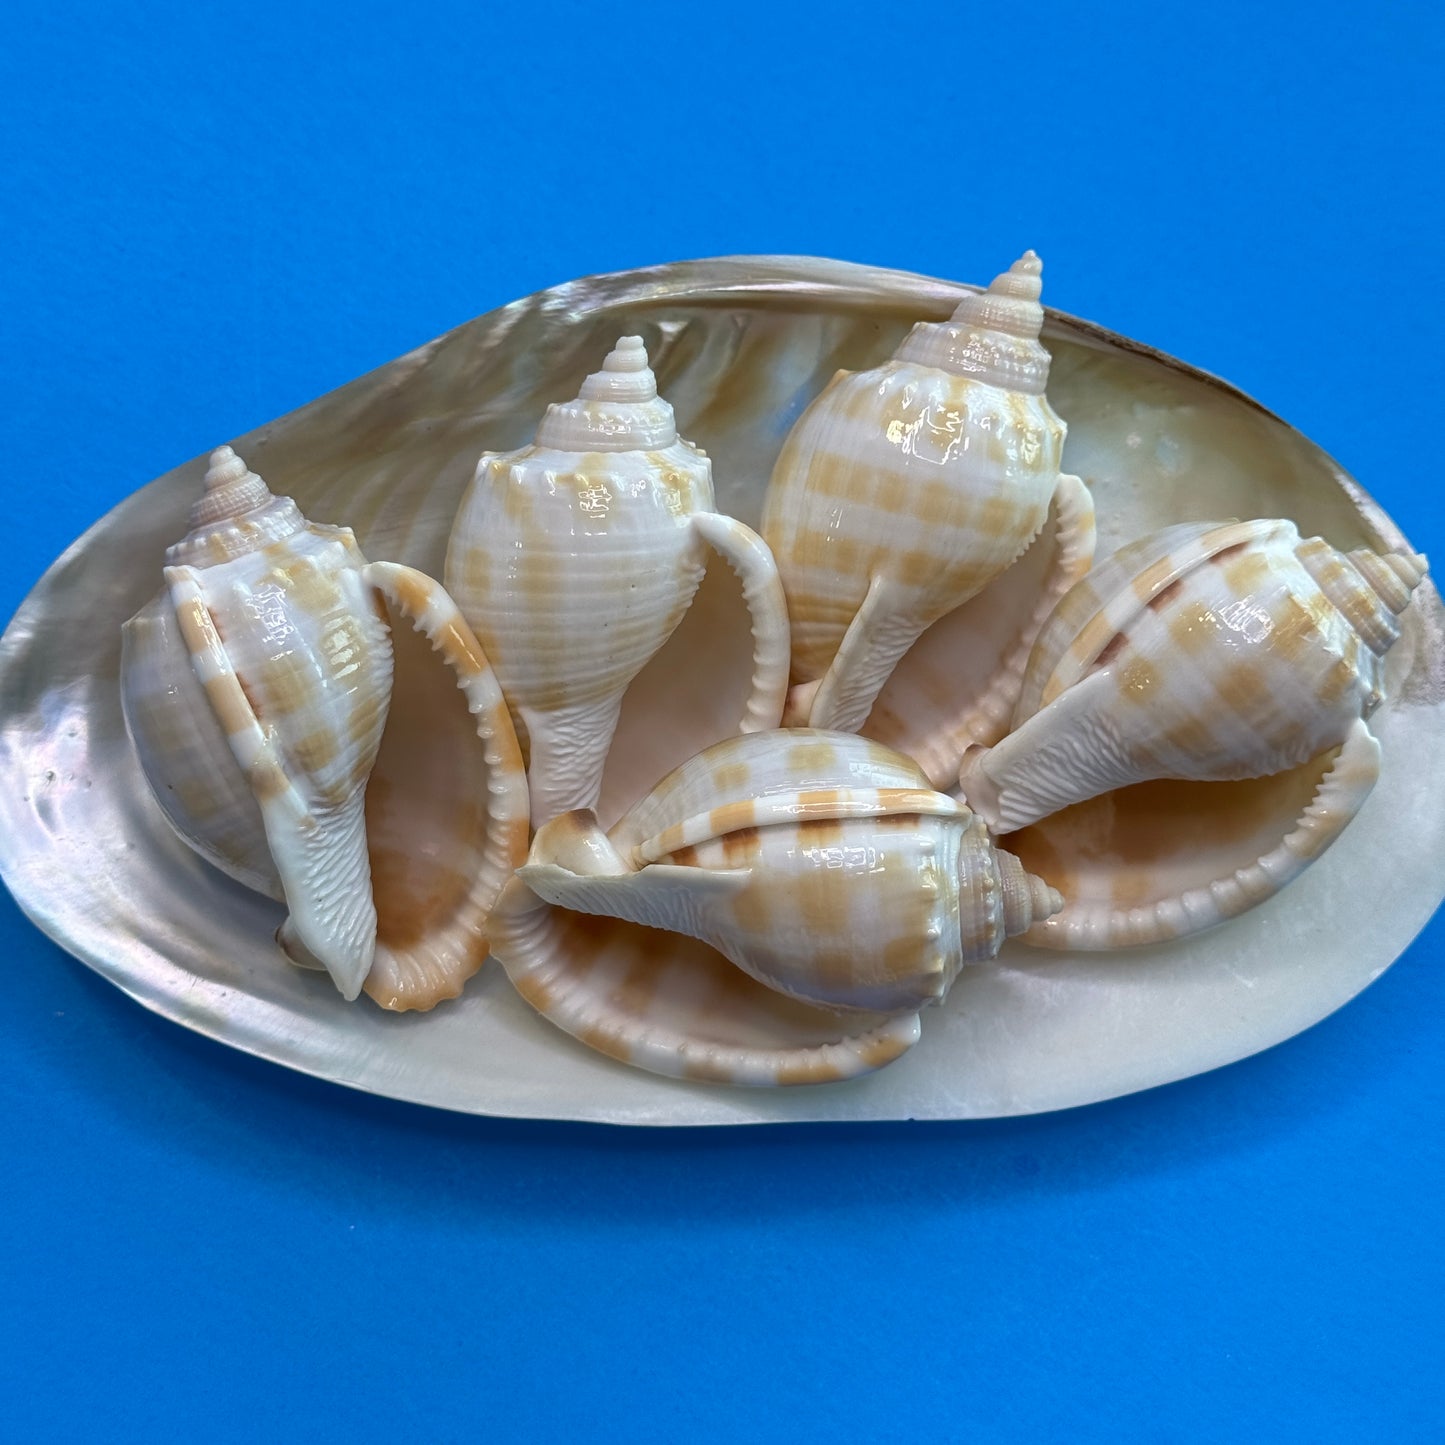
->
[444,335,789,828]
[490,730,1060,1086]
[1,256,1442,1124]
[761,251,1096,741]
[954,518,1426,950]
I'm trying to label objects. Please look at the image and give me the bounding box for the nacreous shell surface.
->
[1,256,1441,1124]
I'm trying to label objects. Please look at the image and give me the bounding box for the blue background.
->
[3,3,1442,1440]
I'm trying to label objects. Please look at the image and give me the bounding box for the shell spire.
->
[950,249,1045,337]
[534,334,678,451]
[955,817,1064,962]
[1349,546,1429,620]
[895,249,1052,391]
[190,445,272,526]
[166,445,304,568]
[1295,537,1430,658]
[996,849,1063,935]
[580,335,657,400]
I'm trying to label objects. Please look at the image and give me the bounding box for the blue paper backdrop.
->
[2,3,1442,1440]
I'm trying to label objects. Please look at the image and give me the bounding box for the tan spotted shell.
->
[957,518,1428,948]
[443,335,791,828]
[121,448,530,1009]
[487,730,1060,1085]
[761,251,1097,744]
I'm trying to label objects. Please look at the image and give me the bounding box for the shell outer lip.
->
[355,561,531,1011]
[1010,721,1384,952]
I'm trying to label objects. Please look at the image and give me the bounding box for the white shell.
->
[761,251,1097,746]
[488,731,1059,1084]
[957,519,1427,948]
[444,336,791,827]
[2,256,1441,1124]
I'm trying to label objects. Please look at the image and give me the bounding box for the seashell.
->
[5,256,1442,1124]
[121,448,529,1009]
[122,445,394,1000]
[487,730,1061,1085]
[762,251,1097,744]
[957,519,1428,948]
[444,335,791,827]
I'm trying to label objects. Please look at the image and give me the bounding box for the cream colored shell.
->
[444,336,790,828]
[958,518,1428,948]
[121,448,530,1009]
[488,730,1060,1085]
[762,251,1096,742]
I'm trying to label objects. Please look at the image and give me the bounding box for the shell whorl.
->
[533,335,679,452]
[1295,537,1429,658]
[894,250,1052,393]
[189,446,271,525]
[165,446,305,567]
[996,849,1063,935]
[955,818,1063,961]
[950,249,1045,339]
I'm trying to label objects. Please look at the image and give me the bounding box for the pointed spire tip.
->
[604,335,649,371]
[204,444,250,491]
[186,444,273,531]
[1037,880,1064,919]
[539,334,674,447]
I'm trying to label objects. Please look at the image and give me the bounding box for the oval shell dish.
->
[1,256,1442,1125]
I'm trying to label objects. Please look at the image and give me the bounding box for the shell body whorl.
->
[121,592,284,900]
[167,525,392,822]
[765,361,1065,680]
[448,435,713,719]
[761,252,1086,735]
[445,336,790,827]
